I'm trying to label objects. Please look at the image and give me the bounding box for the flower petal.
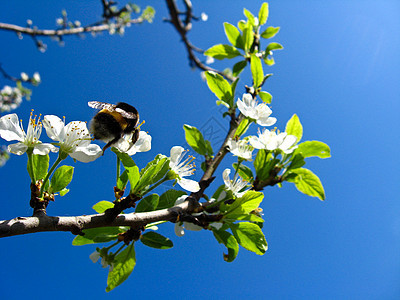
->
[170,146,184,165]
[178,178,200,192]
[43,115,66,142]
[222,168,231,187]
[89,251,101,263]
[8,142,28,155]
[174,223,185,237]
[33,143,59,155]
[70,144,103,162]
[184,222,203,231]
[257,116,277,126]
[0,113,24,142]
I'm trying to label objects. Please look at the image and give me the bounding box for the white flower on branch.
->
[237,93,277,126]
[226,138,253,161]
[249,128,297,154]
[0,112,57,155]
[223,168,249,198]
[114,131,151,156]
[169,146,200,192]
[174,195,203,237]
[43,115,102,162]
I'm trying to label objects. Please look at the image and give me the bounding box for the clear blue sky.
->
[0,1,399,299]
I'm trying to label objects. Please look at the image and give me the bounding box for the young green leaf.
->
[233,162,254,182]
[205,71,233,107]
[224,22,244,50]
[134,155,169,193]
[126,165,140,193]
[242,24,254,52]
[235,118,250,137]
[117,169,129,191]
[243,8,256,27]
[250,55,264,88]
[31,154,49,181]
[229,222,268,255]
[232,60,247,77]
[112,148,136,168]
[285,114,303,143]
[204,44,242,60]
[212,228,239,262]
[183,124,208,156]
[287,153,305,171]
[93,200,115,213]
[157,189,187,210]
[106,243,136,292]
[264,57,275,66]
[295,141,331,159]
[266,42,284,52]
[286,168,325,200]
[222,190,264,217]
[261,26,280,39]
[140,232,173,249]
[59,188,69,197]
[49,165,74,194]
[258,3,269,26]
[72,227,126,245]
[237,20,246,32]
[259,91,272,104]
[135,194,159,213]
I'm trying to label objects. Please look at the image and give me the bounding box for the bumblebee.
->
[88,101,140,153]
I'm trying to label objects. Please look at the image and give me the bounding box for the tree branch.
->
[164,0,234,82]
[0,201,191,238]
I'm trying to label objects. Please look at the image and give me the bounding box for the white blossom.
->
[174,195,203,237]
[114,131,151,156]
[0,86,23,112]
[43,115,102,162]
[20,72,29,81]
[33,72,41,83]
[226,138,253,161]
[249,128,297,154]
[169,146,200,192]
[201,12,208,21]
[0,112,57,155]
[237,93,276,126]
[223,168,249,198]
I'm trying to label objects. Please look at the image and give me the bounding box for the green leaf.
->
[261,26,280,39]
[254,149,278,180]
[287,153,305,171]
[205,71,233,107]
[223,22,244,50]
[237,20,246,32]
[134,155,169,193]
[232,60,247,77]
[204,44,242,60]
[157,190,186,210]
[250,55,264,88]
[266,42,284,52]
[242,24,254,51]
[32,154,49,181]
[285,114,303,143]
[183,124,208,156]
[222,191,264,217]
[229,222,267,255]
[205,140,214,156]
[286,168,325,200]
[295,141,331,159]
[112,148,136,168]
[106,243,136,292]
[126,165,140,193]
[135,194,159,212]
[235,118,250,137]
[49,165,74,194]
[59,188,69,196]
[93,200,115,213]
[117,169,129,191]
[264,56,275,66]
[258,3,269,25]
[227,213,264,223]
[212,229,239,262]
[140,232,173,249]
[259,91,272,104]
[233,163,254,182]
[72,227,125,245]
[243,8,256,27]
[230,77,240,99]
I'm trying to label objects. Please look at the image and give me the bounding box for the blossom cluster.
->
[0,86,23,113]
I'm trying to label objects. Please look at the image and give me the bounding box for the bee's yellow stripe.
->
[100,109,128,130]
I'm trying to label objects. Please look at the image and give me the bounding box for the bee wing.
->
[88,101,116,111]
[115,108,139,120]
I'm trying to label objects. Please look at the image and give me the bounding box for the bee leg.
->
[102,136,121,154]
